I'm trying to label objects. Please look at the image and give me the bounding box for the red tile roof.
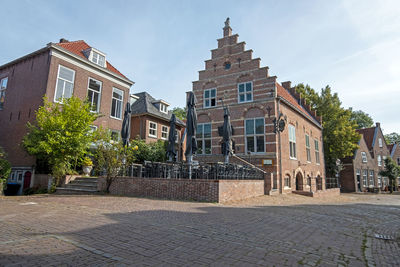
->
[356,127,375,150]
[55,40,127,79]
[276,83,319,125]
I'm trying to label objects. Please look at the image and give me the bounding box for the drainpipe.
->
[277,97,283,194]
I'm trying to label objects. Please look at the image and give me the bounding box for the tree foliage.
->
[349,109,374,129]
[172,107,186,121]
[295,84,360,176]
[0,147,11,185]
[385,132,400,145]
[379,157,400,193]
[130,139,167,163]
[23,97,98,183]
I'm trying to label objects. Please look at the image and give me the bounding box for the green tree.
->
[23,97,98,184]
[172,107,186,121]
[379,157,400,193]
[130,139,167,163]
[295,84,360,176]
[93,130,138,192]
[385,132,400,144]
[349,109,374,129]
[0,147,11,187]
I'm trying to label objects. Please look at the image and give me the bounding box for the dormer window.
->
[84,48,107,67]
[160,103,168,113]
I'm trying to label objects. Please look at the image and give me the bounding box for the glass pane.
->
[238,84,244,93]
[306,135,310,147]
[55,80,64,100]
[211,98,216,106]
[116,100,122,118]
[204,90,209,98]
[196,125,203,138]
[205,140,211,154]
[256,136,264,152]
[59,66,74,81]
[1,77,8,89]
[111,99,116,117]
[89,79,101,92]
[255,119,264,134]
[204,124,211,138]
[64,82,73,98]
[205,99,210,107]
[247,137,254,152]
[197,140,203,154]
[93,92,99,111]
[239,94,245,102]
[88,89,94,104]
[113,90,123,100]
[246,82,252,92]
[246,93,252,101]
[211,89,216,97]
[245,120,254,135]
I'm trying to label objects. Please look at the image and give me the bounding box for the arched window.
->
[284,175,291,188]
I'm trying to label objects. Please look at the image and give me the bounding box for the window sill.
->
[203,105,217,109]
[148,135,157,139]
[110,116,122,121]
[289,157,297,160]
[238,100,253,104]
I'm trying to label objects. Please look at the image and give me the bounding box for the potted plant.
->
[82,157,93,177]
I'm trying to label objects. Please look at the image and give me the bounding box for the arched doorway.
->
[23,171,32,190]
[296,172,304,191]
[316,175,323,190]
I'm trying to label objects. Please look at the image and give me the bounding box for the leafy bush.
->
[82,157,93,166]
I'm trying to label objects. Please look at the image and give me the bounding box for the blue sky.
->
[1,0,399,133]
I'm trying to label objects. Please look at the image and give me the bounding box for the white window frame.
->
[91,51,106,67]
[161,125,168,140]
[378,138,383,148]
[149,121,157,138]
[238,81,253,103]
[378,155,382,166]
[362,170,368,187]
[378,175,382,187]
[245,118,265,154]
[284,175,291,189]
[289,125,296,159]
[110,87,123,120]
[54,65,75,103]
[160,103,168,113]
[87,77,102,113]
[197,123,212,155]
[204,88,216,108]
[314,139,320,164]
[361,152,367,163]
[369,170,375,187]
[110,130,120,143]
[305,134,311,162]
[0,77,8,110]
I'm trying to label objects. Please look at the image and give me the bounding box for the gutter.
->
[278,96,322,129]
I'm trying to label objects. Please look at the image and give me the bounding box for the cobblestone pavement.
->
[0,193,399,266]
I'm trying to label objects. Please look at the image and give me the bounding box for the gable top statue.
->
[225,17,230,27]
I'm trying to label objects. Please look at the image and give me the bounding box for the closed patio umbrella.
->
[185,92,197,163]
[222,106,233,163]
[166,114,177,161]
[121,102,131,147]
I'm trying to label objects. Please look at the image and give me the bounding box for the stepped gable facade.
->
[191,19,325,194]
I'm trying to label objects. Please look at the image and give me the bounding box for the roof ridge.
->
[55,39,85,44]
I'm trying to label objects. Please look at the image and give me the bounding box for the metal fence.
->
[325,177,340,189]
[124,161,265,180]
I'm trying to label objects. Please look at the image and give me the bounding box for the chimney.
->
[376,122,380,128]
[223,17,232,37]
[59,38,69,43]
[281,81,292,90]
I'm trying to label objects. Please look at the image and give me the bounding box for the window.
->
[87,78,102,112]
[160,103,168,113]
[369,170,374,187]
[356,169,361,186]
[362,170,368,187]
[89,125,98,132]
[54,65,75,102]
[204,89,216,108]
[196,123,212,154]
[378,155,382,166]
[284,175,291,188]
[149,122,157,138]
[224,62,231,70]
[110,130,119,142]
[161,125,168,139]
[378,175,382,187]
[175,130,179,143]
[245,118,265,153]
[91,51,105,67]
[238,82,252,103]
[397,157,400,165]
[0,77,8,110]
[361,152,367,163]
[305,135,311,162]
[111,88,123,119]
[378,138,383,148]
[314,139,320,164]
[289,125,296,159]
[383,156,387,167]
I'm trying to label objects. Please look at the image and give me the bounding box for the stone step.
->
[55,187,99,195]
[65,183,98,189]
[73,177,99,182]
[69,180,98,186]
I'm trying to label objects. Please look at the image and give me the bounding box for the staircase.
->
[56,177,99,195]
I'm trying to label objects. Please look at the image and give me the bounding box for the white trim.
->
[54,65,75,103]
[161,125,168,140]
[149,121,157,138]
[50,48,132,89]
[238,81,253,103]
[203,88,217,108]
[244,117,265,153]
[87,77,102,113]
[110,87,123,120]
[289,124,297,160]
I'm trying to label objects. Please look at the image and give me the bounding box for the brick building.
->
[340,123,392,192]
[0,39,133,193]
[192,19,325,194]
[130,92,185,160]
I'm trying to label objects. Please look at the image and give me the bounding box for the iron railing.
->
[124,161,265,180]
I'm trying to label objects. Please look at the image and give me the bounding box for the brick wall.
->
[292,188,340,198]
[97,177,265,203]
